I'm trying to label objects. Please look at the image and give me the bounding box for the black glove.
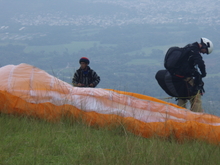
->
[201,72,206,78]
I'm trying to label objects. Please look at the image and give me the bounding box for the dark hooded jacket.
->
[177,42,206,77]
[72,66,100,87]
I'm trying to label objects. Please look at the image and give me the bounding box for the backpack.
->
[156,45,205,98]
[164,46,191,76]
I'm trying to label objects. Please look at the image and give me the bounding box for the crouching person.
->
[72,57,100,88]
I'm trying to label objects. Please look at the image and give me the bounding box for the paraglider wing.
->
[0,63,220,144]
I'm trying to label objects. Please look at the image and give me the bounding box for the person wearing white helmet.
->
[176,38,214,112]
[200,37,214,54]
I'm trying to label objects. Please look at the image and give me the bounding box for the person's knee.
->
[177,99,187,108]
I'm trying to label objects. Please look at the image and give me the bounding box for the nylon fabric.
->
[0,63,220,144]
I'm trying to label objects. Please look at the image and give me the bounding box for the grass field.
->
[23,42,177,56]
[1,113,220,165]
[24,41,100,54]
[23,41,117,54]
[125,59,160,66]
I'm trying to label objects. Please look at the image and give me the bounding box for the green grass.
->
[1,113,220,165]
[24,41,98,54]
[207,73,220,78]
[140,45,174,54]
[23,41,117,54]
[125,59,160,66]
[22,40,186,56]
[126,44,187,57]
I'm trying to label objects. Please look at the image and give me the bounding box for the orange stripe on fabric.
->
[1,90,220,144]
[104,89,183,108]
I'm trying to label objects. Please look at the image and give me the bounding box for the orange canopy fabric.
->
[1,63,220,144]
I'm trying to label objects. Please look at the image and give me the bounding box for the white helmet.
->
[201,37,213,54]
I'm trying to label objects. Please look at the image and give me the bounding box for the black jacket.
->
[181,42,206,77]
[72,66,100,87]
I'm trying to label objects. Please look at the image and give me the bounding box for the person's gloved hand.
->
[89,83,94,87]
[77,83,85,87]
[201,72,206,78]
